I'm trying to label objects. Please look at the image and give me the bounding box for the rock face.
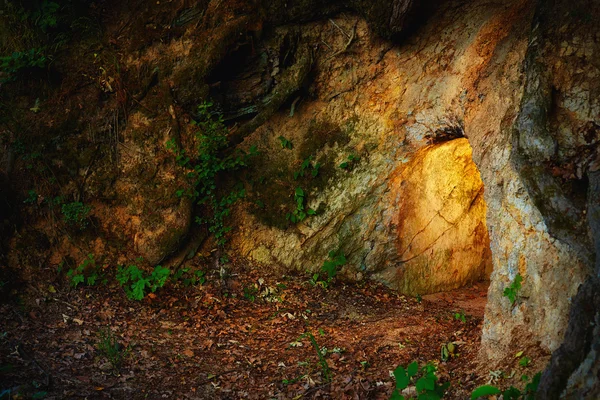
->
[378,138,491,295]
[2,0,598,384]
[226,0,597,365]
[222,0,585,364]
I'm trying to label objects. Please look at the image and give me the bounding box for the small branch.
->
[327,22,357,60]
[329,19,350,39]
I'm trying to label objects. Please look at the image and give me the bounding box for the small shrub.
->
[61,201,91,229]
[289,331,331,383]
[518,356,531,367]
[97,327,130,371]
[294,156,321,179]
[23,189,38,205]
[286,187,316,223]
[390,361,449,399]
[454,311,466,323]
[171,267,206,286]
[0,49,47,82]
[278,136,293,149]
[503,274,523,305]
[116,264,170,300]
[471,372,540,400]
[67,254,102,287]
[166,101,256,246]
[339,154,360,170]
[243,285,259,302]
[309,250,346,288]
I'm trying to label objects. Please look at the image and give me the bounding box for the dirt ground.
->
[0,257,505,400]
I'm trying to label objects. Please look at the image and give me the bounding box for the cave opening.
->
[393,137,492,298]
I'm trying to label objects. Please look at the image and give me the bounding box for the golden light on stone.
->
[391,138,492,295]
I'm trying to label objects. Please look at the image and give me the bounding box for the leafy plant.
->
[30,1,60,32]
[278,136,293,149]
[440,342,457,362]
[339,154,360,170]
[304,331,331,383]
[97,327,130,370]
[518,356,531,367]
[454,311,466,323]
[243,285,259,302]
[310,250,346,288]
[116,264,170,300]
[61,201,91,229]
[23,189,38,205]
[171,267,206,286]
[294,156,321,179]
[390,361,449,400]
[286,187,316,223]
[471,372,540,400]
[67,254,102,287]
[503,274,523,305]
[166,102,256,246]
[0,49,47,82]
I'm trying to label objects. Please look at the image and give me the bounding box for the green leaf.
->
[295,187,304,197]
[71,274,84,287]
[518,356,531,367]
[471,385,501,399]
[418,392,441,400]
[502,387,522,400]
[131,278,149,300]
[416,376,435,392]
[390,389,405,400]
[393,366,409,390]
[407,361,419,378]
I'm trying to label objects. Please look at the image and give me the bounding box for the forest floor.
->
[1,261,502,399]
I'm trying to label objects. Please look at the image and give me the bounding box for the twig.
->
[329,19,350,39]
[52,298,79,310]
[320,40,333,51]
[327,22,357,60]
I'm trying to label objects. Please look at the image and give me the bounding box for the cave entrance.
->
[392,137,492,295]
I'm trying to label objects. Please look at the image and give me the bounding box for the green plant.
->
[97,327,130,370]
[61,201,91,229]
[171,267,206,286]
[310,250,346,288]
[294,156,321,179]
[440,342,457,362]
[286,187,316,223]
[278,136,293,149]
[339,154,360,170]
[390,361,450,400]
[116,264,170,300]
[243,285,259,302]
[67,254,102,287]
[166,102,256,246]
[23,189,38,205]
[30,1,60,32]
[503,274,523,305]
[518,356,531,367]
[305,331,331,383]
[0,49,47,82]
[471,372,540,400]
[454,311,466,323]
